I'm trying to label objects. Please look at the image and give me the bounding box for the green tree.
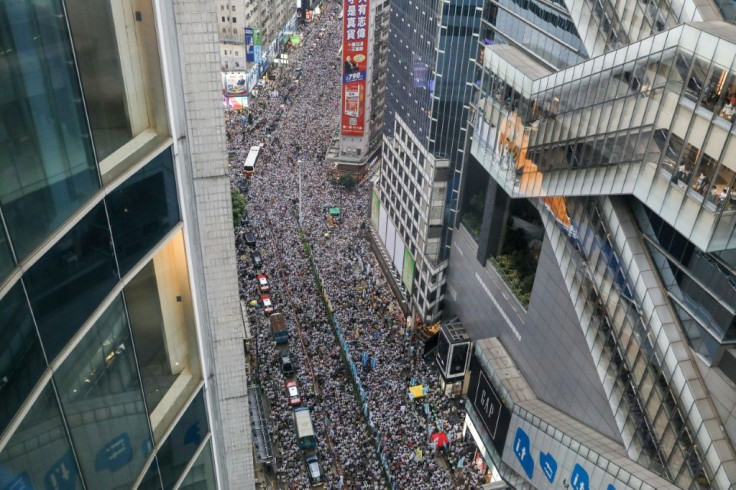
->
[231,187,247,226]
[335,175,358,189]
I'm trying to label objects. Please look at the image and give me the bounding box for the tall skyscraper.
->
[449,0,736,487]
[372,0,483,322]
[0,0,253,488]
[328,0,390,172]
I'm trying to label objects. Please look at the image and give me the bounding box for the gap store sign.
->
[501,415,627,489]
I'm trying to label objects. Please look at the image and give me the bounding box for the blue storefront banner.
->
[4,471,32,490]
[44,452,77,490]
[245,28,254,62]
[94,433,133,473]
[570,464,590,490]
[539,451,557,483]
[254,45,263,63]
[512,428,534,479]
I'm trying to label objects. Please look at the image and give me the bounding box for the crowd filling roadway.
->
[228,2,485,488]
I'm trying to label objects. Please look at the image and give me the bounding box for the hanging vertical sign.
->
[245,28,255,62]
[253,28,263,63]
[341,0,369,136]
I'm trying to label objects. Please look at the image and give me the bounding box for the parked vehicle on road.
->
[261,295,274,315]
[257,273,271,293]
[285,380,301,406]
[305,454,322,483]
[269,313,288,344]
[293,407,316,449]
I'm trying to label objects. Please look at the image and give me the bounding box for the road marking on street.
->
[476,272,522,342]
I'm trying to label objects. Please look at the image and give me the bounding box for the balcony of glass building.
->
[565,0,705,58]
[470,22,736,253]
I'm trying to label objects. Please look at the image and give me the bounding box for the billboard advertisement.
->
[402,248,414,292]
[341,0,369,136]
[467,356,511,455]
[224,72,248,95]
[253,28,263,63]
[371,190,380,227]
[245,28,254,62]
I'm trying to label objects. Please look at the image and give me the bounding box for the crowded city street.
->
[228,2,483,488]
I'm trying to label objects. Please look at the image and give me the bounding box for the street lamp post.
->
[297,159,303,224]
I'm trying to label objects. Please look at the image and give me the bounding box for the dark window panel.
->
[0,0,100,261]
[107,148,180,276]
[53,295,151,489]
[0,223,14,282]
[138,458,164,490]
[0,384,82,490]
[178,440,216,489]
[157,390,209,489]
[0,282,46,434]
[25,203,119,361]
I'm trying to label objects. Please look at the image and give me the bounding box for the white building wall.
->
[377,115,448,322]
[168,0,255,487]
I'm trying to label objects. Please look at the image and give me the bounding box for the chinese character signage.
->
[341,0,369,136]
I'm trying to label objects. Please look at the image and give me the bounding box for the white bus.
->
[293,407,316,449]
[244,145,261,175]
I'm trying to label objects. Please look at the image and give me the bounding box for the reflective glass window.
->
[0,223,13,282]
[138,458,164,490]
[0,384,82,490]
[64,0,170,181]
[123,232,201,440]
[459,156,489,242]
[0,0,100,261]
[0,283,46,434]
[53,295,151,489]
[24,203,119,361]
[107,148,180,276]
[157,390,209,489]
[178,440,216,490]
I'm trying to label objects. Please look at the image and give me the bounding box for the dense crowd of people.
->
[228,2,485,488]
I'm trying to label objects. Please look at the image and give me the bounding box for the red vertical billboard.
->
[341,0,369,136]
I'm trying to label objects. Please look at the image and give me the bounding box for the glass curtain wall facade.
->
[456,9,736,489]
[480,0,588,70]
[472,25,736,251]
[383,0,439,142]
[0,0,218,488]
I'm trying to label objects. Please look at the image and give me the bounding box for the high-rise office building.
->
[448,0,736,487]
[327,0,390,172]
[0,0,253,488]
[372,0,483,322]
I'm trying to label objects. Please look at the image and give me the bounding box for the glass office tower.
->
[449,0,736,488]
[373,0,482,322]
[0,0,253,488]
